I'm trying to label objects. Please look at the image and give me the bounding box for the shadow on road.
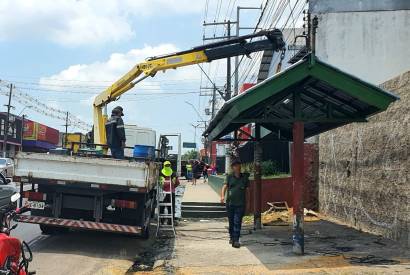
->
[25,224,175,273]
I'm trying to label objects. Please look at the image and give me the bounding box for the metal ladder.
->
[156,178,176,237]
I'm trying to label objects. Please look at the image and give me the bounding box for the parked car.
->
[0,157,14,178]
[0,179,18,213]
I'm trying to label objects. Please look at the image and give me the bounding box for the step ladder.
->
[156,178,176,237]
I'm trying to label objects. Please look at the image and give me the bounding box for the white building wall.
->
[315,10,410,85]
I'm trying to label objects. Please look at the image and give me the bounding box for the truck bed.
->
[14,152,158,190]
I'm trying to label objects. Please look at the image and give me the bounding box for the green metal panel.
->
[309,61,396,110]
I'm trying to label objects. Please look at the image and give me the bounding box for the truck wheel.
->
[40,225,68,234]
[150,203,156,218]
[40,224,56,234]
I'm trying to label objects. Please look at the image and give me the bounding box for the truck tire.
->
[141,226,150,239]
[150,200,156,219]
[40,224,56,234]
[40,224,68,234]
[0,172,7,185]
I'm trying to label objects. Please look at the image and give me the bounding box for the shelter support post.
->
[253,124,262,230]
[292,121,304,255]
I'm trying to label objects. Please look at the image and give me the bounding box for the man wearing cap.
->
[160,160,180,224]
[105,106,126,159]
[220,159,249,248]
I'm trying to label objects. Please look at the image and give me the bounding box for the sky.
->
[0,0,305,152]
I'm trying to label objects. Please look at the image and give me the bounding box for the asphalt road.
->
[12,222,160,275]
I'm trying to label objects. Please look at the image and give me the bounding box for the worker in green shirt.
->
[220,159,249,248]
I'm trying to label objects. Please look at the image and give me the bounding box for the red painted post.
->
[292,121,304,255]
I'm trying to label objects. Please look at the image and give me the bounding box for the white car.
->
[0,158,14,179]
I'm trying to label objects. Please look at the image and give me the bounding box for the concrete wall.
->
[313,6,410,84]
[319,71,410,246]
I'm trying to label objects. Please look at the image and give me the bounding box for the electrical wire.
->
[239,0,306,84]
[0,81,91,131]
[230,0,272,84]
[14,85,199,94]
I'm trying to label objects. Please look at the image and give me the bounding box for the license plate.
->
[28,201,45,210]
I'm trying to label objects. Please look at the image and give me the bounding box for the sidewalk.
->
[168,219,410,274]
[181,179,220,203]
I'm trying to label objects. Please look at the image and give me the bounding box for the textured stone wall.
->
[319,71,410,246]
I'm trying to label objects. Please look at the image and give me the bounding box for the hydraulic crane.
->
[93,29,285,145]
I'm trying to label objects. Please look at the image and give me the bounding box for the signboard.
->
[216,144,226,156]
[37,124,47,141]
[183,142,196,149]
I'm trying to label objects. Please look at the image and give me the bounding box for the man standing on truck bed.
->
[105,106,126,159]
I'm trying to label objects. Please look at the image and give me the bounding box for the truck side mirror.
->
[11,193,21,203]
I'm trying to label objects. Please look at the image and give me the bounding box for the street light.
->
[189,123,201,149]
[184,101,204,121]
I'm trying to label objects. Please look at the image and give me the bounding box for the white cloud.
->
[40,43,180,87]
[38,43,204,129]
[0,0,204,46]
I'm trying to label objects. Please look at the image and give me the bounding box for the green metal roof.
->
[204,54,399,141]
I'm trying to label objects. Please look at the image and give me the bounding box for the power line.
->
[14,85,199,94]
[1,77,225,86]
[238,0,306,84]
[230,0,272,83]
[0,81,91,131]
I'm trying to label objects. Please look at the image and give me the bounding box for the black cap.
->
[112,106,124,116]
[230,159,241,166]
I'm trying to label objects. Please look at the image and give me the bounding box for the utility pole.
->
[203,20,237,101]
[20,115,25,152]
[203,20,237,171]
[200,85,223,117]
[226,20,232,100]
[3,84,14,157]
[63,112,69,148]
[211,84,217,119]
[234,5,262,96]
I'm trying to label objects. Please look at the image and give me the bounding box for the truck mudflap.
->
[16,215,142,235]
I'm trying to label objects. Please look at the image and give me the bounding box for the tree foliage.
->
[182,149,198,161]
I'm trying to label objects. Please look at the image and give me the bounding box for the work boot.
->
[229,238,233,244]
[232,241,240,248]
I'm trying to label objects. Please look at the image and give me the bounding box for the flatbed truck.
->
[13,152,158,237]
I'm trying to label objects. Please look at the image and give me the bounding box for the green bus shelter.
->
[204,54,398,255]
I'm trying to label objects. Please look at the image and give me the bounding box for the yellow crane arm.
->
[93,29,285,145]
[92,51,208,144]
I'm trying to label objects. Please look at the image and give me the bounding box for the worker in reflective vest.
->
[160,160,180,224]
[186,162,193,181]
